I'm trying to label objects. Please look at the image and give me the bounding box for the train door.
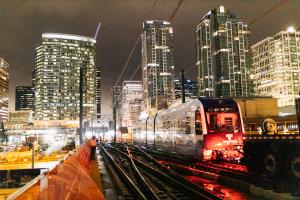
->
[195,110,204,157]
[181,111,193,154]
[146,118,155,149]
[171,121,176,152]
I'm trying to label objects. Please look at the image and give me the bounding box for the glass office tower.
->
[15,86,34,111]
[0,58,9,121]
[196,5,252,97]
[252,27,300,113]
[34,33,96,120]
[141,20,174,110]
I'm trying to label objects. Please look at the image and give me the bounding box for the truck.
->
[243,118,300,180]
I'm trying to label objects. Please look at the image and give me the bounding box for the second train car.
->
[133,98,244,161]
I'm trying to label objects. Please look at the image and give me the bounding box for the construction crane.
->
[94,22,102,40]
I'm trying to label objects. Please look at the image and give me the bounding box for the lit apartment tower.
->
[141,20,174,110]
[95,68,101,121]
[34,33,96,120]
[252,27,300,114]
[196,5,252,97]
[15,86,34,111]
[174,79,198,100]
[0,58,9,122]
[121,81,143,128]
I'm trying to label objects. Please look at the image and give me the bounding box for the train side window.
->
[184,116,191,134]
[195,110,202,135]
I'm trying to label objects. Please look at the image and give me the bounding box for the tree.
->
[0,121,8,143]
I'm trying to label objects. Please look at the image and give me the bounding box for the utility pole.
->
[295,93,300,132]
[145,116,149,148]
[79,67,84,144]
[153,113,158,149]
[29,142,34,169]
[181,70,185,103]
[32,144,34,169]
[113,89,117,144]
[113,106,117,144]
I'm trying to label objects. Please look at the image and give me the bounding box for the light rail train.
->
[133,98,244,160]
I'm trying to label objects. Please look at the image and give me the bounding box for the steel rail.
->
[112,145,221,199]
[137,147,223,200]
[125,145,160,200]
[100,145,147,200]
[139,148,265,185]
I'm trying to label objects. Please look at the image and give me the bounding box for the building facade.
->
[95,68,101,121]
[141,20,174,111]
[9,111,33,124]
[0,58,9,122]
[121,81,143,129]
[174,79,198,100]
[196,5,252,97]
[113,86,122,127]
[252,27,300,114]
[34,33,96,120]
[15,86,34,111]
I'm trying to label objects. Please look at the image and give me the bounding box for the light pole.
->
[113,105,116,144]
[153,113,158,149]
[79,67,84,144]
[112,89,117,144]
[145,116,149,148]
[181,69,185,104]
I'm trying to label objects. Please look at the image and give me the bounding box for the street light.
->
[79,67,84,145]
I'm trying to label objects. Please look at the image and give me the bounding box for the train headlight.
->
[203,149,212,160]
[234,145,243,150]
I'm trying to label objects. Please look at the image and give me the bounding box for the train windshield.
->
[205,107,241,134]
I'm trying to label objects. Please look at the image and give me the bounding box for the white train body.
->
[133,98,244,160]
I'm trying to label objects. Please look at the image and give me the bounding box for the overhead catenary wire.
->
[147,0,159,18]
[249,0,289,25]
[113,0,158,88]
[168,0,184,23]
[113,0,185,107]
[113,63,142,106]
[114,0,288,106]
[180,1,289,84]
[173,63,197,80]
[160,0,167,20]
[114,37,141,87]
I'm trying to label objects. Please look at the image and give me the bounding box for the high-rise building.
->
[252,27,300,114]
[34,33,96,121]
[141,20,174,111]
[95,68,101,121]
[0,58,9,122]
[174,79,198,100]
[113,86,122,127]
[121,81,143,129]
[15,86,34,111]
[196,5,252,97]
[9,111,33,124]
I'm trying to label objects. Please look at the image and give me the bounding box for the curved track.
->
[101,144,223,200]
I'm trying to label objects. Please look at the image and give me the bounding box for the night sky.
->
[0,0,299,116]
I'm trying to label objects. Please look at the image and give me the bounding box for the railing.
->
[7,142,104,200]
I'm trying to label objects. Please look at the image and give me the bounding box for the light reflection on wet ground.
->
[185,175,260,200]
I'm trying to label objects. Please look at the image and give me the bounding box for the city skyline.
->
[0,1,299,115]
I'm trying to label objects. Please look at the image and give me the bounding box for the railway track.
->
[128,146,300,196]
[100,143,223,200]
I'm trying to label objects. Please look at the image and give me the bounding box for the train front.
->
[200,98,244,161]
